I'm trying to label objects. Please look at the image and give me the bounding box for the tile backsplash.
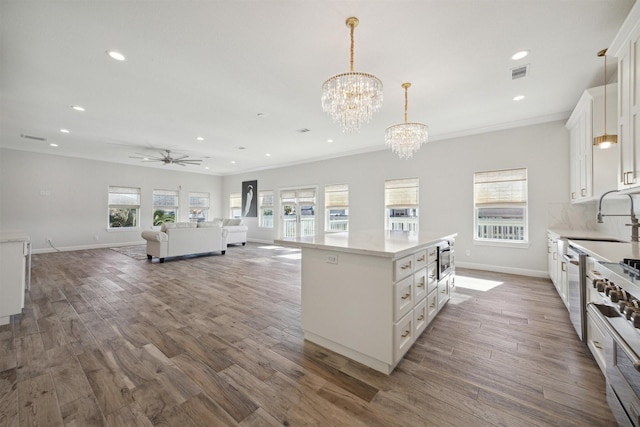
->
[548,195,640,240]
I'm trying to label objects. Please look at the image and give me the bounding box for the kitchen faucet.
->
[597,189,639,242]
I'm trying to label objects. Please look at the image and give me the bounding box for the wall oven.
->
[437,241,451,280]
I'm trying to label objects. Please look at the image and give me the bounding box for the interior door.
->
[281,202,316,238]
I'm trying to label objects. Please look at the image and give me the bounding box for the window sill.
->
[473,239,529,249]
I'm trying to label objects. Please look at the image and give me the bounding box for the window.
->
[230,193,242,218]
[108,186,140,229]
[189,192,209,222]
[280,188,316,238]
[385,178,419,232]
[153,189,179,226]
[259,190,274,228]
[474,168,528,242]
[325,184,349,232]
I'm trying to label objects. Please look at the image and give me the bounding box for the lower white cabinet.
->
[0,231,30,325]
[299,239,454,374]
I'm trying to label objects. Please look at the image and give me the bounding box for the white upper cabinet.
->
[565,84,618,203]
[610,2,640,190]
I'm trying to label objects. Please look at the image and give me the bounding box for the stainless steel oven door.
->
[608,339,640,427]
[565,245,586,342]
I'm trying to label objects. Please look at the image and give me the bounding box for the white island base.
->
[277,231,456,375]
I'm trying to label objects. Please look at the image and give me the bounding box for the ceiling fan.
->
[130,149,203,166]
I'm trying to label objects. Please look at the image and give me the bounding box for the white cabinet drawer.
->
[427,245,438,265]
[394,312,414,361]
[413,298,428,337]
[438,276,450,311]
[426,263,438,294]
[413,250,428,270]
[395,254,414,281]
[427,290,438,325]
[587,310,607,374]
[394,275,414,322]
[414,268,427,302]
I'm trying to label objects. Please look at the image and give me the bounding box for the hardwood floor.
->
[0,243,615,426]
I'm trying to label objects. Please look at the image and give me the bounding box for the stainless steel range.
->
[588,259,640,427]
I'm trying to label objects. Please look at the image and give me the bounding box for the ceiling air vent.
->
[20,133,46,141]
[297,128,311,133]
[511,64,529,80]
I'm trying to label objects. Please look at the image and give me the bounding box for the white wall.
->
[0,149,222,252]
[222,120,570,277]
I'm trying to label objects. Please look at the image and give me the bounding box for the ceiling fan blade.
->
[173,155,189,161]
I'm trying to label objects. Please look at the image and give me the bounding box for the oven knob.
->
[594,279,605,290]
[631,311,640,328]
[620,301,634,312]
[625,306,640,320]
[610,290,621,302]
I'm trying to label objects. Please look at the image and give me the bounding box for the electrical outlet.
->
[94,235,99,241]
[326,254,338,264]
[466,249,471,256]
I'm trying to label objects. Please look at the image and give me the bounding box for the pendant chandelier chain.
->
[349,21,355,72]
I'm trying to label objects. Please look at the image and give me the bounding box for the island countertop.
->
[275,230,457,259]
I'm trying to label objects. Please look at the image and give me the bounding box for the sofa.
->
[213,218,248,246]
[141,221,228,263]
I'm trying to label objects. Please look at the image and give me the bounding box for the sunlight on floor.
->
[455,275,503,291]
[277,253,302,260]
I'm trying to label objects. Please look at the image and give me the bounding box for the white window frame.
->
[325,184,349,232]
[259,190,274,228]
[153,189,179,226]
[108,186,140,230]
[189,192,210,223]
[473,168,528,246]
[385,178,419,232]
[230,193,242,219]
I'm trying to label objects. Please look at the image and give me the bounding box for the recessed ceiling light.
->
[72,105,85,112]
[513,95,525,101]
[511,50,529,60]
[327,139,333,143]
[106,50,126,61]
[49,143,58,147]
[60,129,70,133]
[204,166,210,170]
[196,136,204,141]
[265,153,271,157]
[231,160,236,164]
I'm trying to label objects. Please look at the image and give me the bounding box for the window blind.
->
[230,193,242,208]
[474,168,527,205]
[189,192,210,208]
[385,178,419,208]
[325,184,349,209]
[108,186,140,206]
[281,188,316,204]
[153,189,179,208]
[259,191,273,207]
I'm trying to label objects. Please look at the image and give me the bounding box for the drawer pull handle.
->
[417,282,424,288]
[401,293,411,300]
[417,255,425,262]
[401,330,410,338]
[593,341,603,350]
[417,314,424,321]
[401,263,412,270]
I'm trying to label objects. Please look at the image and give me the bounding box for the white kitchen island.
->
[0,230,30,325]
[275,230,456,374]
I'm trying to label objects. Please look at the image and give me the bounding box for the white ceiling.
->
[0,0,635,175]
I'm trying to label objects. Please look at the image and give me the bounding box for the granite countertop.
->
[547,228,627,242]
[275,230,457,259]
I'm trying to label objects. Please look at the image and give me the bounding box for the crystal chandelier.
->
[593,48,617,149]
[322,17,383,133]
[385,83,428,159]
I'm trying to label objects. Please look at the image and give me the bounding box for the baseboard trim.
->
[31,241,145,255]
[456,261,548,279]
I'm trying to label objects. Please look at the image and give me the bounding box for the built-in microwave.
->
[438,242,451,280]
